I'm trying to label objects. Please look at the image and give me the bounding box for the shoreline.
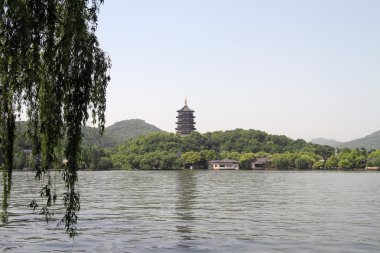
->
[13,168,379,172]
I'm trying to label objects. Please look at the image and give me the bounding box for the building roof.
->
[208,158,239,164]
[177,105,194,112]
[252,157,270,164]
[177,98,195,112]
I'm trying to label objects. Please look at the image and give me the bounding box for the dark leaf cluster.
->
[0,0,110,237]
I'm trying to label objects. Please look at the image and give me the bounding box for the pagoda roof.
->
[177,105,194,112]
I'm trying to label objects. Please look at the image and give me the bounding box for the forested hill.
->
[340,130,380,150]
[14,122,380,171]
[82,119,164,147]
[114,129,333,159]
[309,138,343,147]
[14,120,328,153]
[110,129,337,170]
[13,119,164,149]
[311,130,380,150]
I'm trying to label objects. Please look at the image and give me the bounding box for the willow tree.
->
[0,0,111,237]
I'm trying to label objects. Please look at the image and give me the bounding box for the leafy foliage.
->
[0,0,110,237]
[367,150,380,167]
[325,155,339,169]
[80,146,113,170]
[111,129,380,171]
[239,152,256,169]
[337,148,367,169]
[111,130,335,170]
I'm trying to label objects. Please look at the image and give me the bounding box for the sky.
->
[96,0,380,142]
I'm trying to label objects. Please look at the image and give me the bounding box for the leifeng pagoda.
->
[176,99,196,136]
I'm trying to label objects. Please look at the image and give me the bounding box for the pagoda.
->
[176,99,196,136]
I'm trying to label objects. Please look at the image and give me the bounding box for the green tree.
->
[338,158,351,169]
[314,145,335,160]
[181,151,202,169]
[140,152,155,170]
[313,160,325,169]
[220,151,241,160]
[271,153,290,169]
[127,154,143,170]
[160,152,179,170]
[13,150,27,170]
[294,154,315,169]
[96,157,113,170]
[255,151,271,158]
[295,153,318,169]
[199,149,217,161]
[367,150,380,167]
[325,156,339,169]
[81,146,113,170]
[198,150,217,169]
[182,131,209,151]
[240,152,256,169]
[0,0,110,237]
[337,149,367,169]
[110,153,128,169]
[295,156,309,169]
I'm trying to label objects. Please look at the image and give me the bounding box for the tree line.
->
[107,130,379,170]
[4,129,380,171]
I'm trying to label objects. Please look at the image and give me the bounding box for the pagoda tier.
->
[176,100,196,136]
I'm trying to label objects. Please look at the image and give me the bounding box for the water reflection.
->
[1,169,12,223]
[2,171,380,253]
[175,170,197,241]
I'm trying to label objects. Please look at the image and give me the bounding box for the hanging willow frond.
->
[0,0,111,238]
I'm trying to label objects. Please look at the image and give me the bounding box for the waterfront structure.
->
[365,164,379,170]
[176,99,196,136]
[251,157,271,170]
[208,159,240,170]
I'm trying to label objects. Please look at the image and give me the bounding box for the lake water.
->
[1,170,380,252]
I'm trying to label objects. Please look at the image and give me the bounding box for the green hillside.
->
[12,119,163,149]
[15,119,380,150]
[339,130,380,150]
[83,119,164,147]
[311,130,380,150]
[310,138,342,148]
[112,129,336,170]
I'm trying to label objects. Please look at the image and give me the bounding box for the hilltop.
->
[13,119,164,149]
[340,130,380,150]
[309,138,343,148]
[83,119,164,147]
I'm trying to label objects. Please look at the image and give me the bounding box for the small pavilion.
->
[208,159,240,170]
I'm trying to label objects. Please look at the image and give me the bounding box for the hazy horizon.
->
[97,1,380,142]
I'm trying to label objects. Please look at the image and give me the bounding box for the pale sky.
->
[96,0,380,142]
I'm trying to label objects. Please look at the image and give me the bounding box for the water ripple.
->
[1,170,380,252]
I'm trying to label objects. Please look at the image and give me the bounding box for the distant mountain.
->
[310,138,342,148]
[12,119,163,149]
[83,119,164,147]
[311,130,380,150]
[340,130,380,150]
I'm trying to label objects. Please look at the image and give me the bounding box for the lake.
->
[1,170,380,252]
